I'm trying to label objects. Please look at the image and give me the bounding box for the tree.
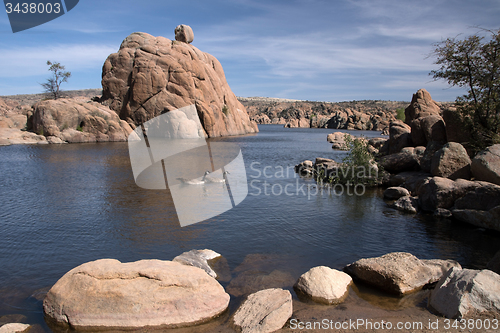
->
[41,61,71,100]
[430,28,500,151]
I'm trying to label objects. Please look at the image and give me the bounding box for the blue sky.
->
[0,0,499,102]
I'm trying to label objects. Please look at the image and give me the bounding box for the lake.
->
[0,125,498,331]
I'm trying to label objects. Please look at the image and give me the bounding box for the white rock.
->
[294,266,352,304]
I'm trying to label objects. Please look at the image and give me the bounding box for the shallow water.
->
[0,125,498,331]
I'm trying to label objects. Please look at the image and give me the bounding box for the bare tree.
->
[41,61,71,100]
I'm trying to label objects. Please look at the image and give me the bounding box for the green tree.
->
[41,61,71,100]
[430,28,500,151]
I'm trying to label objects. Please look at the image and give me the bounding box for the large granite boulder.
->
[32,98,133,143]
[404,88,441,125]
[232,288,292,333]
[452,206,500,232]
[388,120,412,154]
[43,259,230,330]
[101,31,258,137]
[294,266,352,305]
[428,267,500,319]
[471,144,500,185]
[431,142,471,180]
[410,115,447,147]
[379,151,419,173]
[442,107,470,144]
[344,252,461,296]
[417,177,481,212]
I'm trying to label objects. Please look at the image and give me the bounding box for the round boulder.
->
[43,259,230,330]
[174,24,194,43]
[431,142,471,180]
[294,266,352,305]
[471,144,500,185]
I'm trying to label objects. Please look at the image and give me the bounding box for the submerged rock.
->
[390,196,418,214]
[294,266,352,305]
[232,288,292,333]
[43,259,229,330]
[428,267,500,319]
[344,252,460,296]
[0,323,31,333]
[173,249,228,279]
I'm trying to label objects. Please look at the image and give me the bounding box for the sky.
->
[0,0,499,102]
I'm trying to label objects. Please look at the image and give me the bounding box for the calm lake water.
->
[1,125,499,331]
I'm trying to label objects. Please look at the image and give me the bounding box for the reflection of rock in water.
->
[226,253,299,297]
[350,282,429,311]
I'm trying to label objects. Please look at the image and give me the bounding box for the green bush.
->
[396,107,405,121]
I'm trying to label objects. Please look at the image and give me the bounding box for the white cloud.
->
[0,44,117,78]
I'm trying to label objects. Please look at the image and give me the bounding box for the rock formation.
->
[43,259,230,330]
[32,97,133,143]
[344,252,461,295]
[101,30,257,137]
[404,88,441,125]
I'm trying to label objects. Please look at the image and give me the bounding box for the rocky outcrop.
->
[430,142,471,180]
[428,267,500,319]
[344,252,461,296]
[327,132,351,150]
[471,144,500,185]
[294,266,352,305]
[232,288,292,333]
[101,31,257,137]
[43,259,230,330]
[404,88,440,125]
[242,98,405,131]
[0,128,47,146]
[32,98,133,143]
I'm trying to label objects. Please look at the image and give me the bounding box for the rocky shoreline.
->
[296,89,500,234]
[240,97,417,132]
[2,249,499,332]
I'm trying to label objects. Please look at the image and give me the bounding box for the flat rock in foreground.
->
[428,267,500,319]
[233,288,292,333]
[43,259,230,330]
[344,252,461,295]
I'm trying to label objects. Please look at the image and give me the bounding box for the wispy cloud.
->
[0,44,116,77]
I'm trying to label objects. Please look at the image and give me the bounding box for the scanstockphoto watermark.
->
[248,162,378,199]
